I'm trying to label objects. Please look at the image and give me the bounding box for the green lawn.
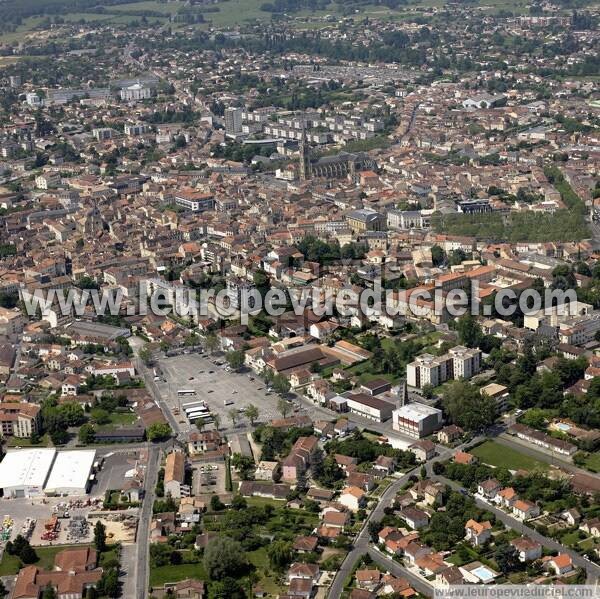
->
[245,496,287,508]
[247,547,284,595]
[471,441,548,472]
[7,434,51,448]
[108,0,185,13]
[149,562,207,588]
[0,544,90,576]
[345,361,402,385]
[583,453,600,473]
[96,411,139,431]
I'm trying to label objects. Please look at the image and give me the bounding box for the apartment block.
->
[406,345,481,389]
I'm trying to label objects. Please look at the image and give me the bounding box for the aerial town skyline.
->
[0,1,598,598]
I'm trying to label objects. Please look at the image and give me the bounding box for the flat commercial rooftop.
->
[393,402,442,421]
[44,450,96,493]
[0,448,57,490]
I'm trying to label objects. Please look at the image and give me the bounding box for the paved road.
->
[430,471,600,583]
[327,443,459,599]
[125,339,175,597]
[134,443,161,599]
[327,469,419,599]
[368,548,434,597]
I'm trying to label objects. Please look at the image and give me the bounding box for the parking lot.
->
[155,353,299,431]
[93,449,144,497]
[192,462,226,497]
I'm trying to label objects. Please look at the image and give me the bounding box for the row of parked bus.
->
[180,392,213,425]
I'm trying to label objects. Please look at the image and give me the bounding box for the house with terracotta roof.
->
[512,499,540,521]
[293,535,319,553]
[164,451,186,499]
[510,537,542,562]
[545,553,573,576]
[287,577,313,598]
[321,510,350,530]
[12,548,102,599]
[339,486,367,512]
[415,552,447,576]
[464,519,492,546]
[355,569,381,591]
[453,451,477,465]
[282,435,318,482]
[380,574,416,597]
[493,487,517,509]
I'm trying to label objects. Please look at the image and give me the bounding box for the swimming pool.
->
[472,565,496,582]
[555,422,571,432]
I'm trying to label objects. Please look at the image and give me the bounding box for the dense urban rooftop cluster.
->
[0,0,598,598]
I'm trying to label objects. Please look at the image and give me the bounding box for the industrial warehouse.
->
[0,448,97,498]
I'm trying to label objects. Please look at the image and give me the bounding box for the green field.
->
[471,441,549,472]
[247,547,284,595]
[583,452,600,473]
[0,0,541,43]
[149,561,207,588]
[7,434,52,448]
[96,411,139,431]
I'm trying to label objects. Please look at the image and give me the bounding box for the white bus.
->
[188,411,213,423]
[186,407,209,418]
[177,389,196,397]
[182,400,205,411]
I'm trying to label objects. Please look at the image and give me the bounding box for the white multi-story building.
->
[124,123,149,136]
[26,93,42,107]
[406,346,481,389]
[120,83,151,102]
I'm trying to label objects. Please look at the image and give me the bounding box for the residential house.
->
[437,425,463,444]
[399,507,430,530]
[495,487,518,508]
[464,520,492,546]
[293,536,319,554]
[512,499,540,521]
[477,479,501,499]
[580,518,600,538]
[510,537,542,562]
[546,553,573,576]
[355,569,381,592]
[164,452,186,499]
[339,486,367,512]
[408,439,435,461]
[373,455,396,475]
[255,461,280,481]
[282,436,318,482]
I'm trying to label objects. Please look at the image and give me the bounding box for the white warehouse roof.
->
[0,448,57,494]
[393,402,442,421]
[44,450,96,495]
